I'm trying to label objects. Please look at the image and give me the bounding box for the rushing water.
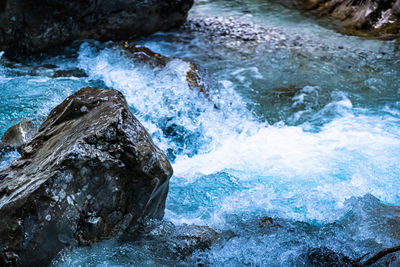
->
[1,0,400,266]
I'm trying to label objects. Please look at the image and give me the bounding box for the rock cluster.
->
[183,16,288,44]
[0,87,173,266]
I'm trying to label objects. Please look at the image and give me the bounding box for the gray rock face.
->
[137,221,221,260]
[394,0,400,16]
[0,0,193,56]
[297,0,400,39]
[0,87,173,266]
[1,120,37,151]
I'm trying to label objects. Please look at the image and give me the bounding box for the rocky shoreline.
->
[296,0,400,39]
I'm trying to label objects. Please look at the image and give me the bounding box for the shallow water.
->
[1,0,400,265]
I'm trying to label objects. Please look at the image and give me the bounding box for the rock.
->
[133,220,222,260]
[0,87,173,266]
[393,0,400,16]
[0,0,194,56]
[52,69,88,78]
[297,0,400,39]
[258,216,282,229]
[1,120,37,151]
[167,224,220,259]
[53,220,232,265]
[299,247,360,267]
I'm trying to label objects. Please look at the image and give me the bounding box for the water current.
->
[0,0,399,265]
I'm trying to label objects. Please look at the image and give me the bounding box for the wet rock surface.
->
[297,0,400,39]
[52,69,88,78]
[299,247,360,267]
[0,87,173,266]
[0,0,194,56]
[1,120,37,152]
[53,220,232,266]
[131,220,222,260]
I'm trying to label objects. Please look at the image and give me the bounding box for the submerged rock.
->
[52,68,88,78]
[0,0,194,56]
[1,120,37,152]
[297,0,400,39]
[258,216,282,229]
[0,87,173,266]
[132,220,223,260]
[299,247,360,267]
[53,221,232,265]
[164,224,222,259]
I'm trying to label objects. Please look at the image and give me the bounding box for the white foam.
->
[172,112,400,223]
[77,42,257,154]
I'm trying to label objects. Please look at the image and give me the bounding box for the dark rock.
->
[1,120,37,151]
[121,43,169,68]
[258,216,282,229]
[393,0,400,16]
[39,64,59,69]
[133,220,222,260]
[299,247,360,267]
[0,87,173,266]
[297,0,400,39]
[0,0,194,56]
[52,68,88,78]
[168,224,220,259]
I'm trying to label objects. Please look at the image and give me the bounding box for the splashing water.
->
[77,41,258,159]
[0,0,399,265]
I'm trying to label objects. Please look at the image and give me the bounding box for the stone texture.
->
[0,0,193,56]
[133,220,222,260]
[0,87,173,266]
[297,0,400,39]
[1,120,37,151]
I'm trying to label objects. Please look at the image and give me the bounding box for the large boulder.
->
[0,0,193,56]
[0,87,173,266]
[297,0,400,39]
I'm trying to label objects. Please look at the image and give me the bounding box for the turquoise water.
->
[1,0,400,265]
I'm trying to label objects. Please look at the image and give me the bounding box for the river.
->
[1,0,399,265]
